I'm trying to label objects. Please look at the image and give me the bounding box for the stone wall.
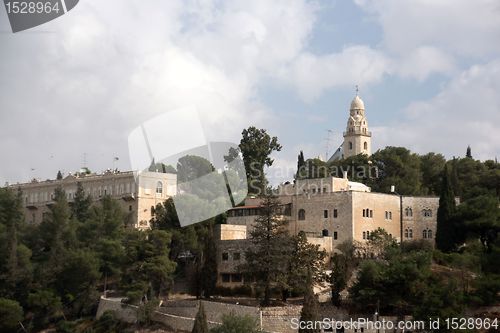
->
[261,306,302,333]
[95,297,138,324]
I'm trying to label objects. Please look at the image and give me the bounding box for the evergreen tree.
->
[244,191,291,306]
[286,231,327,299]
[56,170,63,180]
[200,223,218,298]
[0,189,32,301]
[192,301,209,333]
[0,298,24,333]
[435,165,457,252]
[72,182,92,222]
[466,145,473,159]
[299,284,320,333]
[296,151,306,180]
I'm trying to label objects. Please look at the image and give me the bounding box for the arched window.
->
[405,229,409,238]
[364,142,368,150]
[409,229,413,238]
[405,207,413,217]
[427,230,433,238]
[349,142,353,150]
[298,209,306,220]
[423,230,427,239]
[156,181,163,194]
[422,209,432,217]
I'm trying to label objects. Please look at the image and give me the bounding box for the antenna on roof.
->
[355,84,359,96]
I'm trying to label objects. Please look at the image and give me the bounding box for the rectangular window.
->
[129,205,132,211]
[231,274,242,282]
[324,210,328,218]
[369,210,373,218]
[362,210,365,217]
[222,252,229,261]
[233,252,241,261]
[333,231,338,240]
[333,209,338,218]
[221,274,230,283]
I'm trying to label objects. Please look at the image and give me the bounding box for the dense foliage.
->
[0,185,176,331]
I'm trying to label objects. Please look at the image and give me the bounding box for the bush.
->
[210,313,260,333]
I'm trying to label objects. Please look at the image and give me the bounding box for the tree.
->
[330,241,359,306]
[435,165,458,252]
[244,192,291,306]
[55,249,101,316]
[199,224,218,298]
[466,145,472,159]
[177,155,214,183]
[36,187,76,286]
[27,289,63,329]
[211,313,260,333]
[0,298,23,333]
[286,231,327,299]
[121,230,176,303]
[0,188,32,301]
[299,285,320,333]
[192,302,209,333]
[56,170,63,180]
[454,195,499,252]
[72,182,92,222]
[420,152,446,195]
[370,147,423,195]
[296,151,306,180]
[238,127,282,195]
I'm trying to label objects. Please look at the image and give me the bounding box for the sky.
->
[1,0,500,186]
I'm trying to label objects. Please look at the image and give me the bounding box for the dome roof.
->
[350,95,365,110]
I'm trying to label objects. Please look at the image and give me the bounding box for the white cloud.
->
[283,46,390,102]
[354,0,500,81]
[375,60,500,160]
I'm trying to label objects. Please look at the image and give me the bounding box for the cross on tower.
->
[355,85,359,96]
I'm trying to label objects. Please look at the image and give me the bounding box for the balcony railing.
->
[343,130,372,136]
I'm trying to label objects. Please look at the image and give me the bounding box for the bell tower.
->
[342,90,371,158]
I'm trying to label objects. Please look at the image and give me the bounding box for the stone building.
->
[216,175,439,287]
[215,94,439,287]
[9,170,177,229]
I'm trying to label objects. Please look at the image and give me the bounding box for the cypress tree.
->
[435,165,457,252]
[466,145,472,159]
[296,151,306,180]
[299,283,320,333]
[56,170,63,180]
[192,301,209,333]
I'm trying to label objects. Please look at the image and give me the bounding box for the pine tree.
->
[435,165,457,252]
[286,231,327,299]
[244,191,292,306]
[56,170,63,180]
[466,145,472,159]
[72,182,92,222]
[192,301,209,333]
[299,283,320,333]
